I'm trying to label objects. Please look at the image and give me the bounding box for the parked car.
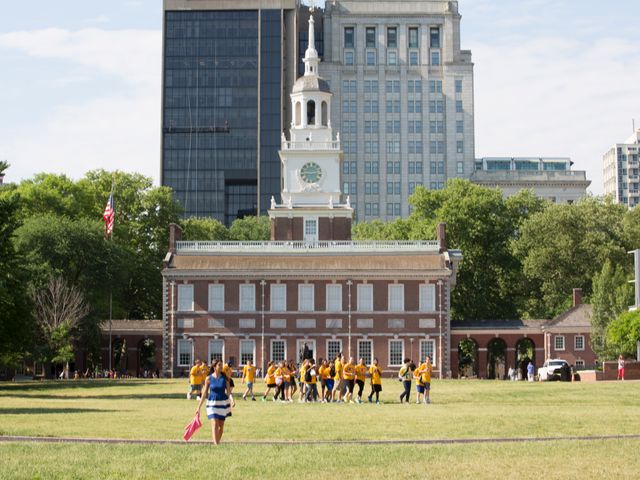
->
[538,359,570,381]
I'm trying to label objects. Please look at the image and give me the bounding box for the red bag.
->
[183,413,202,441]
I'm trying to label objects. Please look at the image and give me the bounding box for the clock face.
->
[300,162,323,183]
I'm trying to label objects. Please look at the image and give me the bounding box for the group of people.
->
[188,353,435,444]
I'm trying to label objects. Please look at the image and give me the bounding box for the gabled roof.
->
[451,319,547,330]
[545,304,592,329]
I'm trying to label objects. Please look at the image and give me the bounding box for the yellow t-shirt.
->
[266,365,276,385]
[274,367,282,378]
[242,365,256,383]
[334,360,343,381]
[282,366,291,382]
[369,365,382,385]
[413,367,424,386]
[342,363,355,380]
[399,365,412,381]
[189,365,203,385]
[355,364,367,381]
[300,365,307,383]
[308,365,317,384]
[419,363,433,384]
[222,363,233,380]
[320,366,332,380]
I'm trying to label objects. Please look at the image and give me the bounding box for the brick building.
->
[160,16,462,377]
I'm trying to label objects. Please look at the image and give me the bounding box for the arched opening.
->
[516,338,535,381]
[113,338,128,374]
[295,101,301,126]
[321,101,328,126]
[306,100,316,126]
[458,338,479,378]
[138,338,156,377]
[486,338,507,380]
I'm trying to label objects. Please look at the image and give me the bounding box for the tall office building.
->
[320,0,475,221]
[603,129,640,208]
[161,0,297,224]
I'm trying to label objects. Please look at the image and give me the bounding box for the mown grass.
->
[1,379,639,441]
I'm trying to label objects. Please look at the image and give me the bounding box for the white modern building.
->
[603,129,640,208]
[471,157,590,204]
[319,0,475,221]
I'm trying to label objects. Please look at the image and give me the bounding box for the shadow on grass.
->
[0,380,163,393]
[0,393,186,400]
[0,407,121,415]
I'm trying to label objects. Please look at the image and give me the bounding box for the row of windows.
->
[178,317,437,331]
[176,337,437,368]
[344,25,439,50]
[343,119,465,136]
[353,98,460,115]
[346,160,459,176]
[177,283,440,313]
[340,141,465,156]
[554,335,586,351]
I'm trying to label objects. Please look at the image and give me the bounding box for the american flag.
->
[103,192,115,236]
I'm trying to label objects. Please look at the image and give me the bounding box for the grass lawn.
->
[1,379,639,479]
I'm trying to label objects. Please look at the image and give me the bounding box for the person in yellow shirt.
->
[303,359,319,402]
[419,356,434,404]
[354,358,368,403]
[287,359,297,399]
[318,359,329,402]
[221,360,236,407]
[188,359,204,400]
[414,361,425,404]
[298,359,308,403]
[332,353,344,402]
[398,358,413,404]
[281,362,292,402]
[342,357,356,403]
[324,360,335,402]
[367,357,383,405]
[262,361,276,401]
[273,361,286,402]
[241,360,256,401]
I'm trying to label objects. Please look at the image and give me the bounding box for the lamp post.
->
[410,337,414,362]
[260,280,266,374]
[347,280,353,358]
[437,279,443,380]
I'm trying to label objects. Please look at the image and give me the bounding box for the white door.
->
[304,218,318,243]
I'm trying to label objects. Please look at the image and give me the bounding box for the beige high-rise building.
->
[603,129,640,208]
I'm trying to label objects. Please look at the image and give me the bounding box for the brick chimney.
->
[169,223,182,253]
[437,222,447,252]
[572,288,582,308]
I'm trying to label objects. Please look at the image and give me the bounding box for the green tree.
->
[228,215,270,241]
[513,197,630,318]
[590,261,633,358]
[181,217,229,241]
[352,218,412,241]
[606,310,640,358]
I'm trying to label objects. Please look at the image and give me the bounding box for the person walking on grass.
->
[242,360,256,401]
[282,361,292,402]
[398,358,412,404]
[319,359,331,402]
[618,355,625,381]
[342,357,356,403]
[288,359,298,400]
[187,359,205,400]
[262,361,277,401]
[355,358,367,403]
[196,360,232,445]
[332,353,344,402]
[414,361,425,404]
[274,361,286,402]
[324,360,336,402]
[417,356,434,405]
[367,357,383,405]
[299,359,309,402]
[222,360,236,405]
[527,361,535,382]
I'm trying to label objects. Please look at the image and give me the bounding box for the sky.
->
[1,0,638,194]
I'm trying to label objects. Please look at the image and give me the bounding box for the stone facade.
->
[603,129,640,208]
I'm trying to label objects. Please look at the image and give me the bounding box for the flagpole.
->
[107,173,115,374]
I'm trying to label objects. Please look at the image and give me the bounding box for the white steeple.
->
[303,14,319,76]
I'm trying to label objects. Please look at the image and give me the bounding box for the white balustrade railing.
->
[282,141,340,150]
[176,240,440,253]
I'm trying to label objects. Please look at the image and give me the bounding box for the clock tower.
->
[269,10,353,242]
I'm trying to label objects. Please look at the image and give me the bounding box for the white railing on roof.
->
[282,141,340,150]
[176,240,440,253]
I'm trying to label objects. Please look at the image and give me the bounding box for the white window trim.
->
[298,284,315,312]
[388,339,405,367]
[177,318,194,329]
[270,284,287,312]
[419,339,437,367]
[326,339,343,360]
[357,339,374,365]
[574,335,585,351]
[177,339,193,367]
[239,339,256,366]
[208,284,224,312]
[239,284,256,312]
[208,339,225,364]
[239,318,256,329]
[208,318,225,329]
[554,335,565,351]
[177,284,194,312]
[388,284,405,312]
[419,283,436,313]
[303,217,319,243]
[270,339,287,363]
[326,284,343,312]
[357,284,373,312]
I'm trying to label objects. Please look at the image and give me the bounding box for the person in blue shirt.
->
[196,360,232,445]
[527,361,535,382]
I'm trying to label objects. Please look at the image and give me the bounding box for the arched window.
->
[321,101,328,126]
[306,100,316,126]
[295,102,301,126]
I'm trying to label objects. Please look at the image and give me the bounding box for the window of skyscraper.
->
[457,141,464,154]
[409,51,419,66]
[457,162,464,174]
[408,27,419,48]
[431,51,440,66]
[344,51,354,65]
[429,80,443,93]
[366,51,376,65]
[456,100,463,113]
[366,27,376,48]
[456,120,464,134]
[387,27,397,48]
[344,27,355,48]
[387,50,397,66]
[455,79,463,93]
[430,27,440,48]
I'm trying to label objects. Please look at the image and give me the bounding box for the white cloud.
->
[471,35,640,194]
[0,28,161,87]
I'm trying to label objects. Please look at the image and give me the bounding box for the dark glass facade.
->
[162,9,285,224]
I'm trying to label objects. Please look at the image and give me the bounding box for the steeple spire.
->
[303,12,319,76]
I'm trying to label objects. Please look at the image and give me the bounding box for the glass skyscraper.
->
[161,1,297,224]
